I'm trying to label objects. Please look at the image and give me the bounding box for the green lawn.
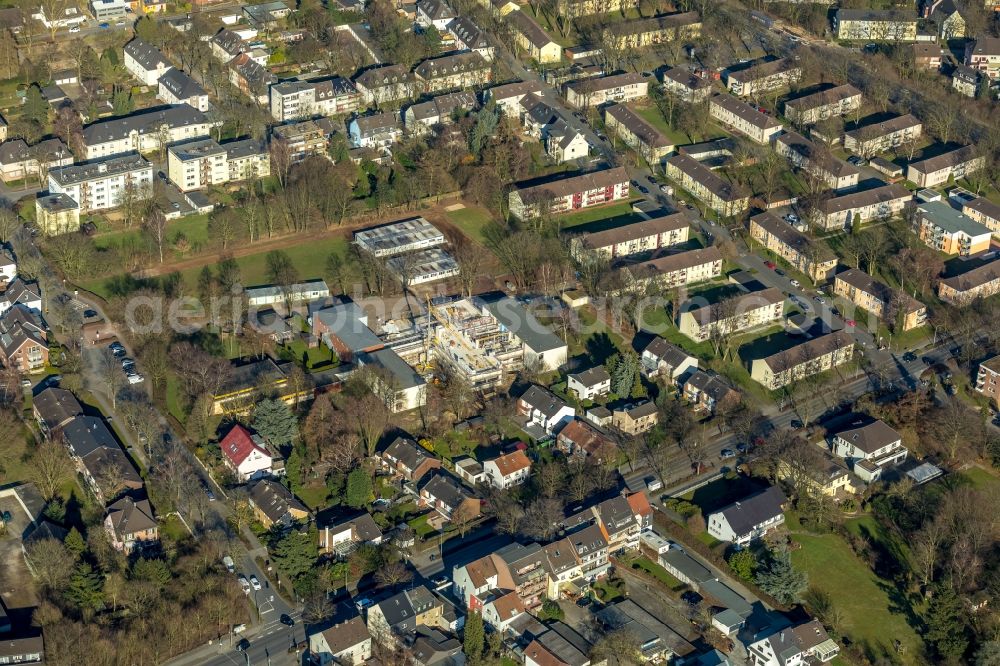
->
[633,104,723,147]
[631,556,686,590]
[93,214,211,251]
[961,465,1000,490]
[559,201,641,230]
[409,513,437,539]
[445,206,495,244]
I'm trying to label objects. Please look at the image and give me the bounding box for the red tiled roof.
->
[220,424,269,467]
[626,491,652,518]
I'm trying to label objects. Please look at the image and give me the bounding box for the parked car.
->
[774,269,785,277]
[814,296,826,304]
[223,556,235,573]
[790,279,801,287]
[638,185,648,194]
[432,575,450,587]
[681,591,702,605]
[790,419,804,429]
[355,597,374,612]
[121,358,135,369]
[238,575,251,594]
[127,374,145,385]
[719,448,736,460]
[279,614,295,626]
[249,575,262,591]
[19,379,31,388]
[764,261,776,269]
[659,184,673,195]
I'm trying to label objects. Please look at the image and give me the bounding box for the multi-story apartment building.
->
[158,69,209,112]
[725,58,801,97]
[47,153,153,213]
[833,268,926,331]
[938,259,1000,304]
[965,36,1000,79]
[564,73,649,108]
[555,0,632,19]
[750,330,855,390]
[571,212,689,260]
[507,10,561,63]
[353,64,417,106]
[167,138,227,192]
[225,138,270,181]
[976,355,1000,407]
[842,114,922,157]
[913,43,943,70]
[906,145,985,188]
[601,11,702,49]
[775,131,860,191]
[618,246,723,291]
[123,38,172,87]
[783,84,863,125]
[749,212,838,281]
[833,8,918,41]
[603,103,673,163]
[678,287,785,342]
[414,52,492,93]
[913,201,992,256]
[416,0,455,30]
[661,68,714,102]
[0,138,72,183]
[708,94,783,145]
[81,104,216,160]
[269,76,360,122]
[665,153,751,216]
[348,112,402,151]
[508,167,629,220]
[952,65,982,97]
[404,91,477,135]
[811,182,911,231]
[447,16,494,60]
[271,119,335,163]
[228,53,276,104]
[962,196,1000,237]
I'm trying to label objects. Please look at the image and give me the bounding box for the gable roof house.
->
[774,131,860,191]
[210,28,246,62]
[640,336,698,382]
[228,53,277,104]
[318,511,383,554]
[517,384,575,435]
[104,495,158,553]
[366,586,446,642]
[661,67,714,102]
[603,103,674,164]
[567,366,611,401]
[219,424,281,482]
[783,84,862,125]
[348,112,402,151]
[0,137,73,183]
[747,620,840,666]
[61,415,143,503]
[965,36,1000,79]
[707,485,785,545]
[508,10,561,63]
[906,145,985,188]
[0,305,47,373]
[418,471,480,526]
[32,386,82,437]
[414,52,492,94]
[447,16,493,59]
[612,401,659,435]
[725,58,801,97]
[483,450,532,489]
[404,91,478,134]
[248,478,309,527]
[158,68,209,112]
[556,418,616,461]
[353,65,418,106]
[378,436,441,482]
[831,418,907,483]
[416,0,456,30]
[750,330,855,389]
[683,370,739,414]
[81,104,217,160]
[124,38,173,86]
[309,616,372,666]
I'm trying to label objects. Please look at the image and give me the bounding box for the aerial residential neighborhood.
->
[0,0,996,663]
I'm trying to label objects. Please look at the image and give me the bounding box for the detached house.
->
[567,366,611,401]
[483,450,532,489]
[378,436,441,483]
[508,10,561,64]
[248,478,309,527]
[517,384,575,435]
[416,0,455,30]
[318,512,383,554]
[556,419,616,460]
[104,496,158,553]
[418,472,480,526]
[124,38,172,86]
[219,424,282,482]
[0,305,47,373]
[640,336,698,382]
[707,485,785,545]
[832,418,907,482]
[309,616,372,666]
[748,620,840,666]
[611,401,658,435]
[683,370,740,414]
[158,69,209,112]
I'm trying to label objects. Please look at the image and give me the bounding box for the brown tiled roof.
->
[844,114,921,142]
[835,268,924,313]
[784,84,861,112]
[820,183,911,214]
[728,57,798,82]
[490,450,531,476]
[491,591,526,620]
[908,145,980,175]
[604,103,672,150]
[710,94,781,130]
[627,246,723,277]
[603,11,700,35]
[940,258,1000,292]
[685,287,784,326]
[662,67,713,90]
[760,330,854,373]
[579,212,689,250]
[508,10,555,49]
[557,419,613,454]
[318,616,370,655]
[514,167,629,200]
[964,196,1000,221]
[777,131,860,179]
[666,153,748,201]
[566,72,647,94]
[750,212,835,262]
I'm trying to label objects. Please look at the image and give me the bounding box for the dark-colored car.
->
[279,614,294,626]
[236,638,251,652]
[576,596,593,607]
[902,351,917,362]
[790,419,804,429]
[638,185,649,194]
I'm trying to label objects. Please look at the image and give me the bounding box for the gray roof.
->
[417,0,455,21]
[82,104,210,146]
[249,478,309,525]
[908,144,979,175]
[212,28,246,56]
[158,68,206,100]
[414,51,488,80]
[711,486,785,538]
[224,137,266,160]
[324,511,383,542]
[272,75,357,99]
[0,137,69,166]
[361,347,424,390]
[419,471,474,510]
[170,137,225,160]
[314,302,383,352]
[834,418,901,454]
[352,112,400,137]
[33,387,82,431]
[315,616,370,656]
[382,436,434,471]
[447,16,488,49]
[568,365,610,388]
[660,548,714,584]
[507,10,555,49]
[685,370,737,402]
[49,153,151,187]
[917,200,990,236]
[519,384,569,418]
[61,415,119,458]
[568,521,608,557]
[595,599,696,658]
[125,38,171,71]
[479,294,564,353]
[106,495,157,537]
[642,336,694,368]
[700,579,753,617]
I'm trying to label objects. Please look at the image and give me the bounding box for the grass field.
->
[631,556,686,591]
[445,206,495,244]
[559,201,641,230]
[633,104,723,147]
[93,214,211,252]
[961,465,1000,490]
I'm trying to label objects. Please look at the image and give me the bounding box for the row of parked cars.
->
[110,342,144,384]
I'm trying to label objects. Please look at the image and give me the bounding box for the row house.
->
[0,138,72,184]
[833,8,919,41]
[378,436,441,483]
[570,212,690,261]
[965,36,1000,79]
[913,201,992,256]
[404,91,478,135]
[229,53,277,104]
[414,52,492,94]
[517,384,575,435]
[601,11,702,50]
[775,131,860,191]
[453,542,549,617]
[842,114,922,157]
[832,418,908,483]
[962,196,1000,237]
[508,10,562,64]
[677,287,785,342]
[810,182,911,231]
[47,153,153,213]
[906,145,985,188]
[158,69,209,112]
[707,485,785,545]
[366,587,445,642]
[566,493,652,555]
[81,104,216,160]
[938,258,1000,304]
[123,38,172,86]
[661,68,714,103]
[564,73,649,108]
[269,76,360,121]
[749,212,838,281]
[271,118,336,163]
[783,84,862,125]
[976,355,1000,407]
[639,336,698,382]
[354,65,418,106]
[487,80,545,116]
[0,278,40,316]
[665,153,751,216]
[61,415,143,503]
[603,103,673,164]
[683,370,739,414]
[508,167,629,220]
[833,268,926,331]
[447,16,494,60]
[708,94,783,144]
[750,330,855,390]
[617,246,723,292]
[33,386,82,438]
[725,58,801,98]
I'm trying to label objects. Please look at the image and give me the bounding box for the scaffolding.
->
[428,297,523,389]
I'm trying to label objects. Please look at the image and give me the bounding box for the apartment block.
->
[271,119,335,163]
[750,330,855,390]
[123,38,172,87]
[678,287,785,342]
[167,138,227,191]
[564,73,649,108]
[601,11,702,50]
[725,58,801,97]
[965,36,1000,79]
[833,268,926,330]
[353,65,417,106]
[507,11,562,63]
[661,68,714,102]
[976,355,1000,407]
[158,69,209,112]
[749,212,838,281]
[665,153,751,216]
[709,94,783,144]
[508,167,629,220]
[833,9,918,41]
[775,131,860,191]
[937,259,1000,304]
[842,114,922,156]
[617,246,723,291]
[962,196,1000,237]
[555,0,634,19]
[783,84,862,125]
[47,153,153,213]
[269,76,360,121]
[906,145,985,188]
[570,212,690,260]
[913,201,993,256]
[404,91,478,134]
[414,52,492,93]
[81,104,216,160]
[913,43,943,70]
[603,103,673,164]
[225,138,270,181]
[811,182,911,231]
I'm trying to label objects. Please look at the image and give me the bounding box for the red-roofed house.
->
[626,492,653,527]
[483,450,532,489]
[220,424,280,482]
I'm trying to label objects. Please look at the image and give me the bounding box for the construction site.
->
[429,297,526,391]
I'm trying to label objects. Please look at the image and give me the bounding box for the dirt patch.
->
[0,496,39,612]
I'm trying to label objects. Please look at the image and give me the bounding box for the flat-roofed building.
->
[678,287,784,342]
[833,268,926,330]
[271,119,335,163]
[709,94,783,145]
[843,114,922,157]
[750,330,855,389]
[938,259,1000,304]
[564,73,649,108]
[783,84,862,125]
[47,153,153,212]
[975,355,1000,407]
[775,131,860,191]
[570,212,690,260]
[601,11,701,49]
[661,67,714,102]
[833,8,918,41]
[963,196,1000,237]
[35,193,80,236]
[603,103,673,164]
[725,58,801,97]
[665,153,750,216]
[509,167,630,220]
[354,217,446,257]
[811,182,911,230]
[749,212,838,281]
[913,201,993,255]
[906,145,985,188]
[167,138,227,191]
[617,246,723,291]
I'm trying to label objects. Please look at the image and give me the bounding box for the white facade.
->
[82,105,216,160]
[483,455,531,489]
[47,155,153,213]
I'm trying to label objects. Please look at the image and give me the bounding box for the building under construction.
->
[429,296,524,391]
